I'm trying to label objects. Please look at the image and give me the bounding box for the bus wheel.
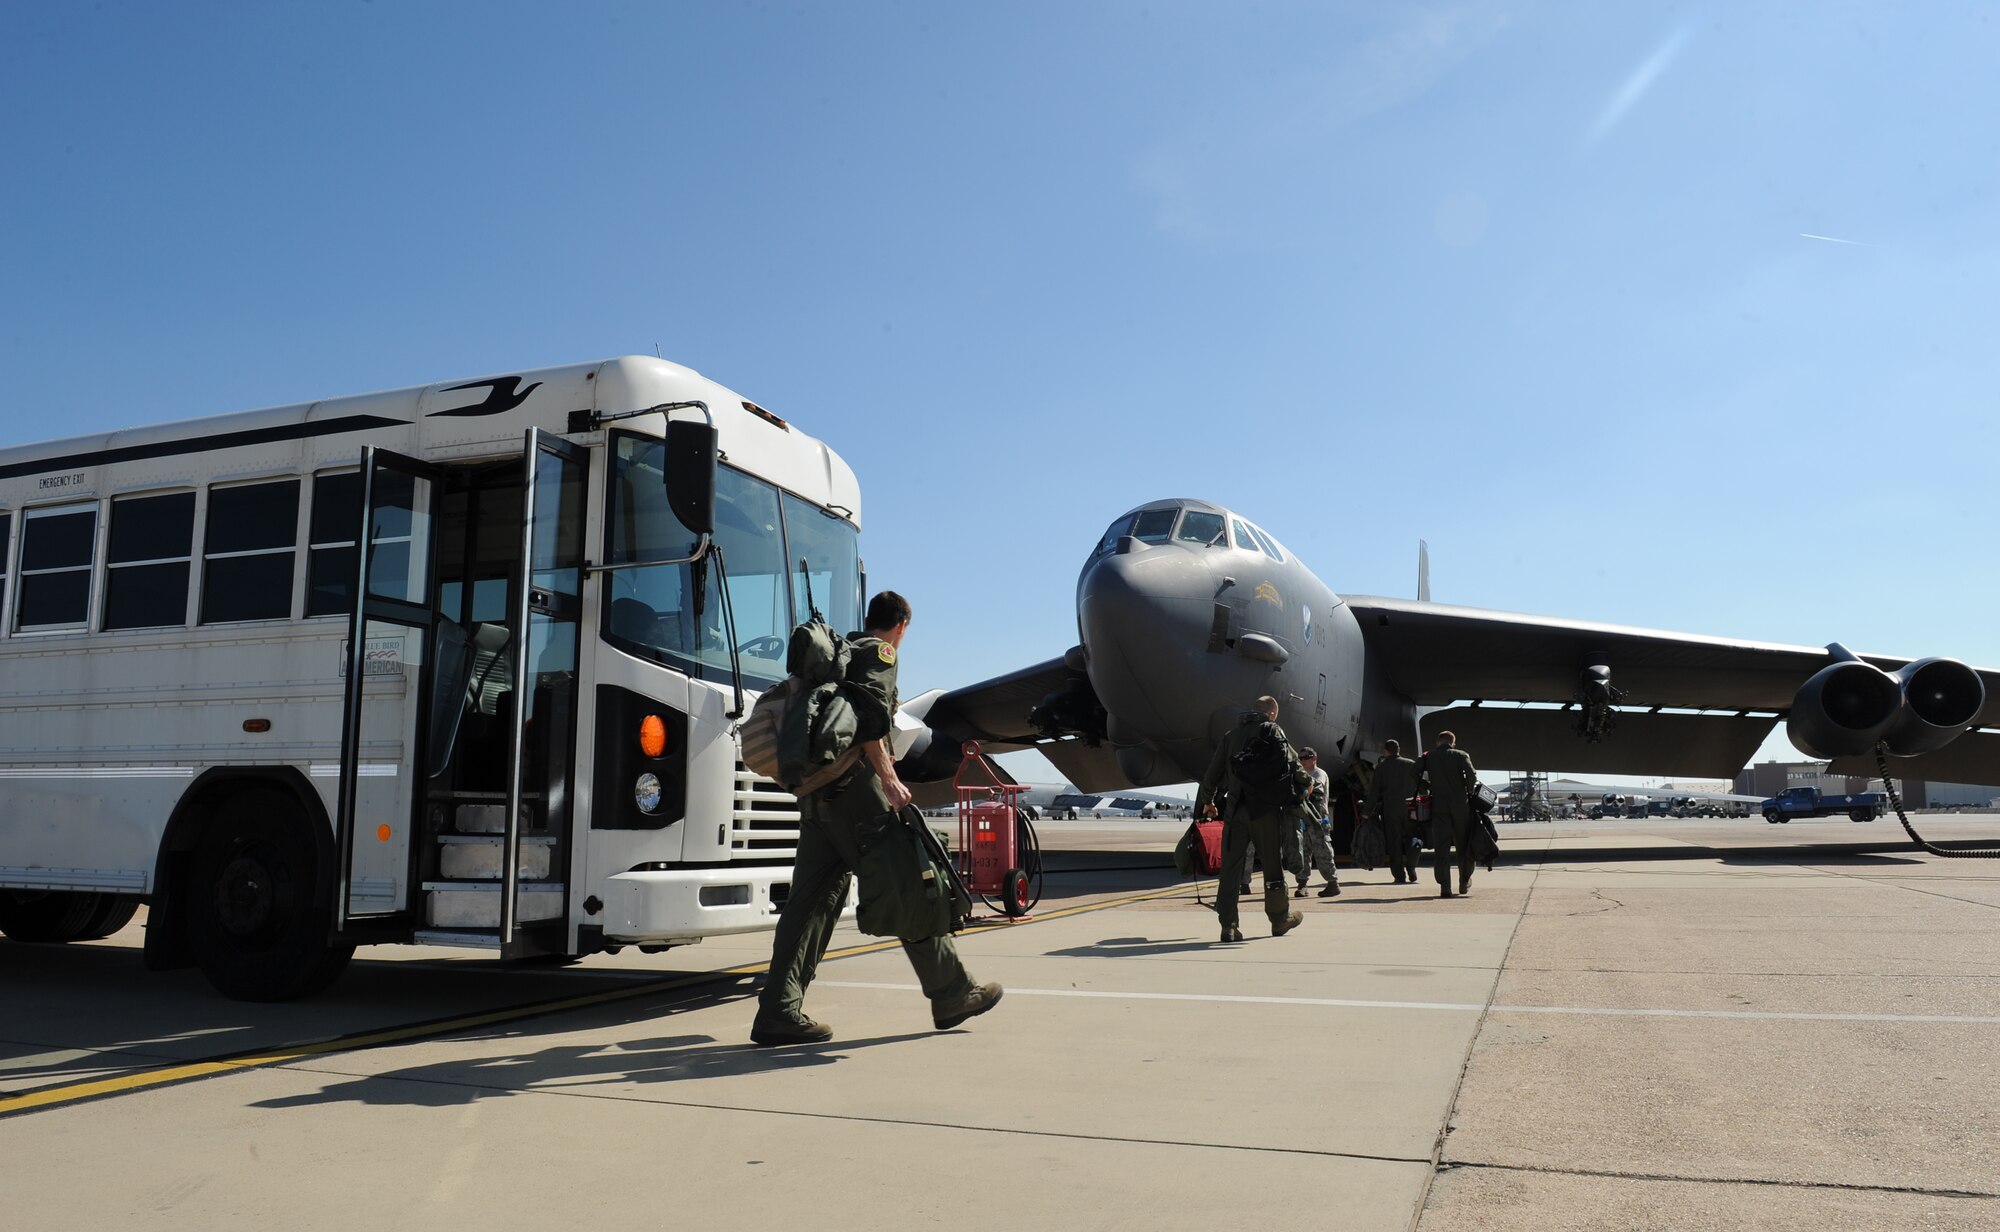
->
[185,792,354,1001]
[0,889,101,942]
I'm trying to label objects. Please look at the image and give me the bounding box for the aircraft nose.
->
[1077,545,1215,735]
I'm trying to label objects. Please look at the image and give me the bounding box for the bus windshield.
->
[603,432,860,690]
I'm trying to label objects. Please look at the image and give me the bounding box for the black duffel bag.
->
[854,806,973,941]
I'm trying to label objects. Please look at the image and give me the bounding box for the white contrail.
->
[1801,233,1866,246]
[1584,23,1696,146]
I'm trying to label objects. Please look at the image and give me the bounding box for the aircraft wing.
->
[1036,738,1131,794]
[917,655,1077,749]
[1419,708,1776,779]
[1347,596,2000,781]
[908,656,1135,793]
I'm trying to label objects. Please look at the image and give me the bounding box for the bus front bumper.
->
[599,864,853,943]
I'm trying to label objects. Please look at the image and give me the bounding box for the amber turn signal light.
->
[639,714,668,759]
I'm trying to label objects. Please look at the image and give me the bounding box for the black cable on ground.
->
[1019,814,1045,912]
[1877,745,2000,858]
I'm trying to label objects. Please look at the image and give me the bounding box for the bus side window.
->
[15,503,96,632]
[201,479,301,624]
[306,470,361,617]
[104,491,195,630]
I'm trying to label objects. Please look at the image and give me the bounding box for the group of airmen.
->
[750,594,1486,1043]
[1193,694,1483,943]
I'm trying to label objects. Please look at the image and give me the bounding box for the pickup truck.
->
[1761,785,1887,824]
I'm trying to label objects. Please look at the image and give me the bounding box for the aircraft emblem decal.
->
[429,376,543,418]
[1254,582,1282,605]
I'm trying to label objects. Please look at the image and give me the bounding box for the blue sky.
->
[5,2,1996,786]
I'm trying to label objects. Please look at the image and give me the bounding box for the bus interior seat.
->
[610,597,659,644]
[449,622,516,790]
[466,622,513,714]
[613,595,697,656]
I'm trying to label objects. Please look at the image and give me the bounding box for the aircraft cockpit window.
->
[1092,513,1137,558]
[1230,519,1256,553]
[1177,510,1226,546]
[1131,508,1176,543]
[1245,522,1283,561]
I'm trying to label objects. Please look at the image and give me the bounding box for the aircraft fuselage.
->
[1074,498,1416,785]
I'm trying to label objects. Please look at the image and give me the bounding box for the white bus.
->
[0,356,861,999]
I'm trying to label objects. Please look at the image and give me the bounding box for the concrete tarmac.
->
[3,813,1998,1229]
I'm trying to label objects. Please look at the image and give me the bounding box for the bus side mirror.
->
[665,421,717,536]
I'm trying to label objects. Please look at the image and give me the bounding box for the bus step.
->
[411,929,505,950]
[423,881,565,929]
[437,834,555,880]
[446,799,544,834]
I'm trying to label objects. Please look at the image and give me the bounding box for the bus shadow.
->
[0,938,763,1089]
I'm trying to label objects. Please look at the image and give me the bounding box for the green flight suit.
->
[758,634,976,1028]
[1368,755,1422,883]
[1196,713,1303,932]
[1419,744,1479,889]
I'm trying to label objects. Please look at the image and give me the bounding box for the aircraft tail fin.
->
[1417,539,1431,602]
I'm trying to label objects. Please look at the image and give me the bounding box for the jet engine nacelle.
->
[1786,651,1984,758]
[1882,657,1986,755]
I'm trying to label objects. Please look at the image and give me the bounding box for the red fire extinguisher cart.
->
[954,742,1043,918]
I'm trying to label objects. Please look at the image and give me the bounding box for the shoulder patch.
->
[877,642,896,664]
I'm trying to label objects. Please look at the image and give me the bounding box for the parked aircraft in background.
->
[922,782,1194,820]
[1031,785,1193,819]
[894,498,1999,801]
[1517,779,1764,819]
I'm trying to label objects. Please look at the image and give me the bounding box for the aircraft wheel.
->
[1001,868,1031,917]
[185,790,354,1001]
[0,889,101,942]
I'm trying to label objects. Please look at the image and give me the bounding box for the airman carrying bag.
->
[1231,723,1308,809]
[854,806,972,942]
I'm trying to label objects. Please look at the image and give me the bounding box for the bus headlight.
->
[634,773,663,814]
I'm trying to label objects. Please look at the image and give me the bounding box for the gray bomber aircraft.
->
[893,497,2000,796]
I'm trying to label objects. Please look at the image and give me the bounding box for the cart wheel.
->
[1001,868,1030,917]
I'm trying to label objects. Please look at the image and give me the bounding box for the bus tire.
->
[0,889,101,942]
[76,895,140,940]
[185,790,354,1001]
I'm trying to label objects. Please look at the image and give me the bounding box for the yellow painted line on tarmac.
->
[0,878,1206,1120]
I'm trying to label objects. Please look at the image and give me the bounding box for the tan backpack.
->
[739,676,864,797]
